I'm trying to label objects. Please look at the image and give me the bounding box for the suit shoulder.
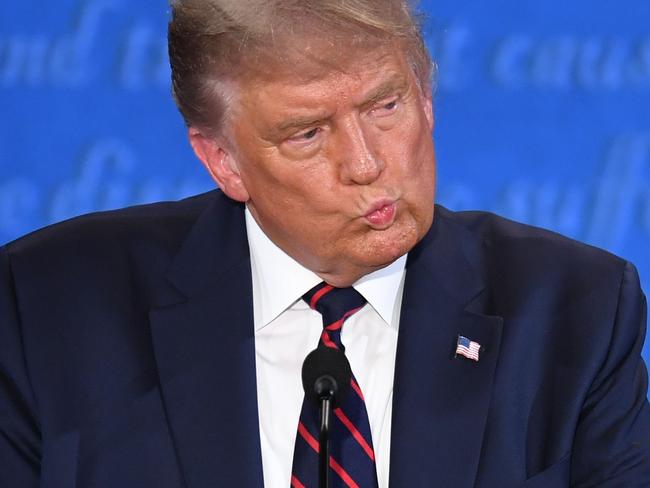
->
[3,190,218,264]
[436,206,629,287]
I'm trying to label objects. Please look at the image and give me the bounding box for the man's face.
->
[202,45,436,286]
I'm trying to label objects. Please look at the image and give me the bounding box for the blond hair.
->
[168,0,433,133]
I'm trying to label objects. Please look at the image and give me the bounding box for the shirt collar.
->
[245,208,407,332]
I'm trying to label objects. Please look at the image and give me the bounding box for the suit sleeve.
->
[570,261,650,487]
[0,245,41,487]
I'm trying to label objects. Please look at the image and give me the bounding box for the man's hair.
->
[168,0,433,134]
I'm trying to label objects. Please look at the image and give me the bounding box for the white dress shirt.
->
[245,208,406,488]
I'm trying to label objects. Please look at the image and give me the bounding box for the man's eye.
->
[373,99,399,116]
[301,128,320,139]
[289,128,320,143]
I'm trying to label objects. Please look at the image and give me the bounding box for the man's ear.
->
[188,127,250,203]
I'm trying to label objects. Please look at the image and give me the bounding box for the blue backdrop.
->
[1,1,649,379]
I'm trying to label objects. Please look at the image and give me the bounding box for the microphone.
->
[302,346,352,405]
[301,346,352,488]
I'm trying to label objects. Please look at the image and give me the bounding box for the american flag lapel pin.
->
[455,335,481,362]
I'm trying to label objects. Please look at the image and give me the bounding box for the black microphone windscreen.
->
[301,346,352,406]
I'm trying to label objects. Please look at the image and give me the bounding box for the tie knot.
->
[303,283,367,350]
[302,282,366,352]
[303,282,366,321]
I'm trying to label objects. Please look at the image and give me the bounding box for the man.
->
[1,0,649,486]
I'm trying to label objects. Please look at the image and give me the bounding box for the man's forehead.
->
[237,47,413,113]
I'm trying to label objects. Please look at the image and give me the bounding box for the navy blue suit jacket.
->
[1,190,649,487]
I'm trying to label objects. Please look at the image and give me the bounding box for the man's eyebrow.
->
[276,114,330,133]
[359,75,409,109]
[273,75,408,135]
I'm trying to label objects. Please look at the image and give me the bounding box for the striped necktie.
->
[291,282,379,488]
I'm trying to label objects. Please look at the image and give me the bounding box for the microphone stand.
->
[319,396,332,488]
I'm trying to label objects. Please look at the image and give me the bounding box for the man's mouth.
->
[363,200,397,228]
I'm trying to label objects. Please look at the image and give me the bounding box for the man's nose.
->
[337,116,385,185]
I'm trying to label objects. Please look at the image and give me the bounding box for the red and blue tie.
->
[291,282,379,488]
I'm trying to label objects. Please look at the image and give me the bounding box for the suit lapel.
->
[149,193,263,488]
[390,207,504,487]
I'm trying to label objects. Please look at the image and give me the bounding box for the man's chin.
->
[366,223,420,261]
[352,241,412,274]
